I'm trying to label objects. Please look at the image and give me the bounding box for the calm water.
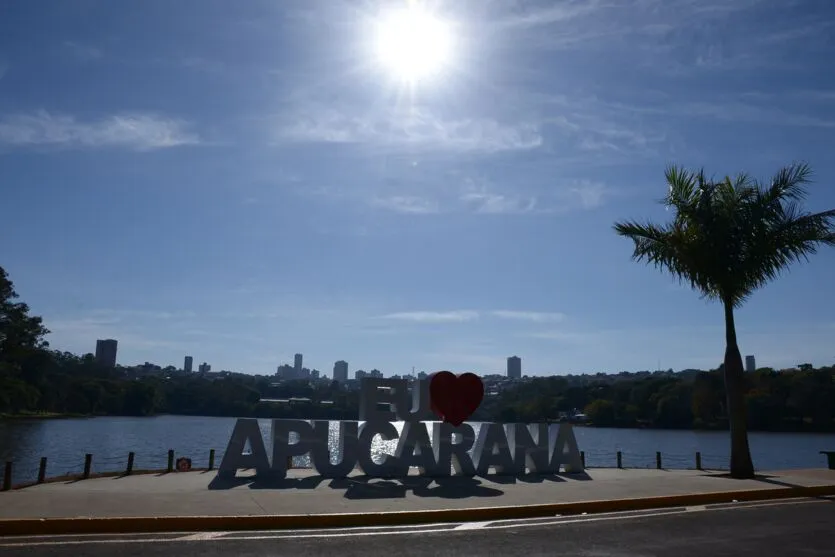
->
[2,415,834,485]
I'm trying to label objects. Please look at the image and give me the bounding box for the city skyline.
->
[2,1,834,376]
[92,339,774,379]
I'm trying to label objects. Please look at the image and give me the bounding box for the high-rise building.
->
[294,353,303,374]
[370,369,383,378]
[198,362,211,373]
[184,356,193,373]
[333,360,348,382]
[355,369,368,381]
[95,339,118,368]
[507,355,522,379]
[745,355,756,373]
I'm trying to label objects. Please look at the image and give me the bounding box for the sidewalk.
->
[2,468,834,520]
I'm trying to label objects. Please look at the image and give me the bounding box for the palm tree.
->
[613,163,835,479]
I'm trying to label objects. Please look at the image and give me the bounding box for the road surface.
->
[2,497,833,556]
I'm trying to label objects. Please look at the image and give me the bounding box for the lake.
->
[2,415,834,485]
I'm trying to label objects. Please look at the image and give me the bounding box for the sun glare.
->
[373,5,453,83]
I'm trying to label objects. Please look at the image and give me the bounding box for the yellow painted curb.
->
[1,483,834,537]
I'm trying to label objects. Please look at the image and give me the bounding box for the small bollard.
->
[167,450,175,473]
[696,451,702,470]
[656,451,662,469]
[126,452,135,475]
[83,454,92,479]
[38,457,47,483]
[580,450,586,468]
[208,449,216,471]
[616,451,623,469]
[3,461,12,491]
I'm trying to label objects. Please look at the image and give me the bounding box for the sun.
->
[373,5,453,83]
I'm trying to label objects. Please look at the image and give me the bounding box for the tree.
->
[613,163,835,478]
[0,266,50,364]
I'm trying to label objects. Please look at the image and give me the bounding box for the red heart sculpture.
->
[429,371,484,426]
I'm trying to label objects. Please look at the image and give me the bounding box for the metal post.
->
[696,451,702,470]
[580,450,586,468]
[656,451,662,469]
[616,451,623,469]
[2,461,11,491]
[83,454,92,479]
[167,450,174,473]
[38,457,47,483]
[126,452,135,475]
[208,449,216,471]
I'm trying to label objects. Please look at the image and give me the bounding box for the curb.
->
[2,483,835,537]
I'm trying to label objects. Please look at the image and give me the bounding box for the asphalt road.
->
[2,498,834,557]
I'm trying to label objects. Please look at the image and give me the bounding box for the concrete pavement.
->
[1,497,834,556]
[1,467,834,535]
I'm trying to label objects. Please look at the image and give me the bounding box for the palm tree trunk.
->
[722,300,755,479]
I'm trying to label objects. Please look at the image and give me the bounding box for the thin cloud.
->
[63,41,103,61]
[460,192,537,214]
[380,311,479,323]
[370,196,440,214]
[0,111,200,151]
[277,107,543,153]
[491,311,566,323]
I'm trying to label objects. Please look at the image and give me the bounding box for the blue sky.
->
[2,0,834,377]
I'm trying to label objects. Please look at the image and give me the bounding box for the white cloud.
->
[0,111,200,151]
[370,196,440,214]
[380,311,479,323]
[63,41,103,61]
[564,180,611,209]
[460,192,537,214]
[491,311,566,323]
[277,107,542,153]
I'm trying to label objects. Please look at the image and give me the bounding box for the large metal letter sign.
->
[357,420,401,477]
[394,421,438,475]
[472,422,515,475]
[310,420,358,478]
[271,419,315,479]
[432,422,476,476]
[549,422,583,473]
[217,418,270,479]
[359,378,407,421]
[505,423,551,474]
[217,377,584,480]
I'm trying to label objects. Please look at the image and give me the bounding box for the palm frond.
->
[615,163,834,309]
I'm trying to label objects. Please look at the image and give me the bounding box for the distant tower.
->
[333,360,348,382]
[745,355,756,373]
[95,339,118,368]
[507,356,522,379]
[184,356,193,373]
[294,353,303,375]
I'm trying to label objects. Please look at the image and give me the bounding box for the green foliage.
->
[613,163,835,307]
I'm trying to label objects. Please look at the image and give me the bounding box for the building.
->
[198,362,211,373]
[355,369,368,381]
[333,360,348,382]
[745,355,756,373]
[184,356,193,373]
[370,369,383,378]
[95,339,118,368]
[294,353,303,375]
[507,355,522,379]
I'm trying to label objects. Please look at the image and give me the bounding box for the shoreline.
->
[3,413,835,434]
